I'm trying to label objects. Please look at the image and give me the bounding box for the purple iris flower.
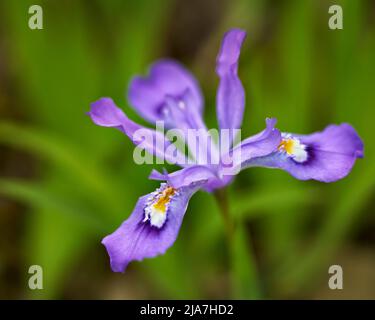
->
[88,29,363,272]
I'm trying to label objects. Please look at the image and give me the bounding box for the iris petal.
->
[216,28,246,144]
[128,60,218,163]
[243,123,364,182]
[88,97,187,166]
[128,59,203,125]
[149,165,217,189]
[102,183,201,272]
[218,118,281,176]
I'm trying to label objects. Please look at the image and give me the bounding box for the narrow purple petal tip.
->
[216,29,247,135]
[89,97,127,127]
[148,169,166,181]
[216,29,247,76]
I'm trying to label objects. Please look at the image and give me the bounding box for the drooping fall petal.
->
[243,123,364,182]
[102,182,202,272]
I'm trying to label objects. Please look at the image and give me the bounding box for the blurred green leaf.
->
[0,121,122,219]
[275,158,375,295]
[232,187,320,220]
[2,0,179,300]
[142,247,202,299]
[0,178,107,232]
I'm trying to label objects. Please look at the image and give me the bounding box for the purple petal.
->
[216,29,246,137]
[296,123,364,158]
[162,93,218,164]
[230,118,281,167]
[244,123,364,182]
[88,98,187,166]
[216,118,280,178]
[149,165,217,189]
[148,169,167,181]
[128,61,214,162]
[149,166,234,193]
[128,59,203,125]
[102,183,201,272]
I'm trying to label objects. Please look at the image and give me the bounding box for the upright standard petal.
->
[128,60,203,125]
[216,29,246,140]
[102,182,201,272]
[128,61,215,164]
[88,97,187,166]
[243,123,364,182]
[161,93,220,165]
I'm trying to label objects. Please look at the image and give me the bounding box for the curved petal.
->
[296,123,364,158]
[149,165,217,189]
[162,93,220,164]
[243,123,364,182]
[128,59,203,125]
[216,29,246,140]
[102,183,201,272]
[128,60,215,163]
[218,118,281,176]
[149,166,234,193]
[231,118,281,165]
[88,97,187,166]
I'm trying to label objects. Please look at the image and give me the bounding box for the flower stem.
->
[214,188,262,299]
[214,188,234,243]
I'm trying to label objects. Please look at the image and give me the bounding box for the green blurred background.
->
[0,0,374,299]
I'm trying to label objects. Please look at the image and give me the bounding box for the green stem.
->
[214,188,261,299]
[214,188,234,243]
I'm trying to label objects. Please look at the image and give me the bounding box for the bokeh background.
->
[0,0,374,299]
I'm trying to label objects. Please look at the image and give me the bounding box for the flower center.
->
[278,135,308,163]
[144,184,176,228]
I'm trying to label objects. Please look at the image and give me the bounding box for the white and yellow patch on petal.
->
[278,134,308,163]
[144,184,177,228]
